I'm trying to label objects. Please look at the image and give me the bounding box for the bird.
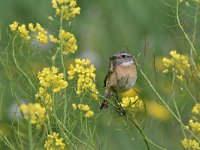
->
[100,51,137,115]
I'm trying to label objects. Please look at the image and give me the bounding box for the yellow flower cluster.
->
[146,101,171,121]
[181,103,200,149]
[59,29,78,54]
[72,103,94,118]
[44,132,65,150]
[49,34,60,44]
[68,58,99,100]
[18,25,30,40]
[35,67,67,111]
[121,87,139,98]
[120,96,143,110]
[189,119,200,135]
[162,50,190,81]
[9,21,19,31]
[51,0,80,20]
[9,21,30,40]
[188,103,200,135]
[194,0,200,3]
[9,21,56,44]
[20,103,46,129]
[35,87,53,110]
[28,23,48,44]
[192,103,200,115]
[37,66,68,93]
[181,138,200,150]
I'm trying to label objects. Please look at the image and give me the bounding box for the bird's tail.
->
[100,88,110,109]
[100,99,108,110]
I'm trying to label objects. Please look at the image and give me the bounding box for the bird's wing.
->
[103,71,113,87]
[103,59,114,87]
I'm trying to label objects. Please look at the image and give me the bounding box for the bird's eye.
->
[122,55,126,58]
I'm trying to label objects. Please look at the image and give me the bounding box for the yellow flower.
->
[51,0,80,20]
[85,110,94,118]
[68,58,99,100]
[36,32,48,44]
[146,101,171,121]
[27,23,49,44]
[9,22,50,44]
[37,66,68,93]
[34,23,48,44]
[49,34,60,43]
[72,103,94,118]
[121,87,140,98]
[18,24,30,40]
[162,57,171,68]
[72,103,77,110]
[182,103,200,149]
[194,0,200,3]
[181,138,200,150]
[44,132,65,150]
[77,104,90,111]
[20,103,46,129]
[9,22,49,43]
[48,16,53,20]
[120,96,143,110]
[28,23,36,32]
[154,57,165,71]
[162,50,190,81]
[35,87,53,111]
[162,69,169,73]
[176,75,183,81]
[59,29,78,54]
[9,21,19,31]
[51,0,58,9]
[182,102,200,149]
[192,103,200,115]
[188,119,200,135]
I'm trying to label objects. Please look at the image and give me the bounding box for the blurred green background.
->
[0,0,195,149]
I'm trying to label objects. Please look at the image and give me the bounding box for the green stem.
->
[176,0,200,65]
[52,48,60,66]
[127,115,168,150]
[97,93,119,108]
[2,135,16,150]
[59,13,66,78]
[79,93,95,145]
[172,73,186,138]
[98,93,166,149]
[127,116,150,150]
[0,87,4,120]
[191,3,199,66]
[64,89,73,114]
[140,68,200,143]
[51,93,73,147]
[28,120,33,150]
[47,112,52,133]
[53,112,95,149]
[12,35,36,91]
[51,92,94,149]
[59,11,68,125]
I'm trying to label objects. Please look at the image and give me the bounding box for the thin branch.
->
[140,68,200,143]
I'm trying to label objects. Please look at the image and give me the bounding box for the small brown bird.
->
[100,51,137,114]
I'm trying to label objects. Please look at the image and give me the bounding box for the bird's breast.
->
[108,64,137,92]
